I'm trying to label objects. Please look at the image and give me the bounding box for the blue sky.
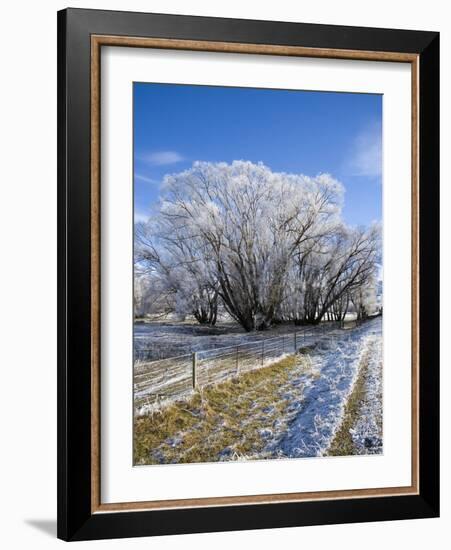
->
[134,83,382,226]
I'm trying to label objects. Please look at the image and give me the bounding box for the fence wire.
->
[134,322,347,412]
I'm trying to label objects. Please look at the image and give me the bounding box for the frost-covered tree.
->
[134,269,176,319]
[277,224,380,324]
[135,161,380,331]
[315,224,381,322]
[155,161,343,330]
[349,275,380,321]
[135,211,219,324]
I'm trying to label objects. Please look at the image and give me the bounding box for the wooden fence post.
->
[236,346,239,375]
[294,331,297,353]
[192,352,197,389]
[261,340,265,366]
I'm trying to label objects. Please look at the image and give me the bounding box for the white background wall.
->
[0,1,448,547]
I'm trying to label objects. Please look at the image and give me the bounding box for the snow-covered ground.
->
[134,316,383,462]
[265,316,383,458]
[350,335,383,454]
[134,319,345,361]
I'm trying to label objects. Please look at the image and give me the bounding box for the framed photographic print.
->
[57,8,439,541]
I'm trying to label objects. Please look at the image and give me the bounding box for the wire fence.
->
[134,322,346,412]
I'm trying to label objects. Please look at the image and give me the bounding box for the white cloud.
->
[134,173,159,184]
[347,122,382,178]
[134,210,149,223]
[142,150,184,166]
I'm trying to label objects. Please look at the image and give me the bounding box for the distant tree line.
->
[135,161,381,331]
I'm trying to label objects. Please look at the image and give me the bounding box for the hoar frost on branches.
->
[135,161,381,331]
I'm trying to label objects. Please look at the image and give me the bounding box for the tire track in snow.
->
[350,336,383,454]
[269,317,382,458]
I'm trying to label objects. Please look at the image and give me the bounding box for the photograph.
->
[132,83,383,466]
[43,1,443,541]
[52,5,440,542]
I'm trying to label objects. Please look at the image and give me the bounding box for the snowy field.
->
[134,316,382,462]
[266,316,382,458]
[134,318,350,362]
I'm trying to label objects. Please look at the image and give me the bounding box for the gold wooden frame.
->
[90,35,419,514]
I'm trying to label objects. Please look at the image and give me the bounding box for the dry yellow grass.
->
[134,354,308,465]
[326,352,370,456]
